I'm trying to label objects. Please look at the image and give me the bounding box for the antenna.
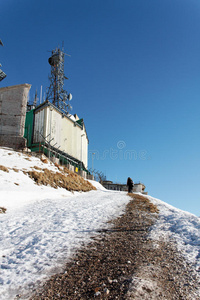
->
[33,89,38,106]
[40,85,42,104]
[46,45,72,113]
[0,69,6,82]
[0,38,6,82]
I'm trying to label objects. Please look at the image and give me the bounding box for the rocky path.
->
[29,194,200,299]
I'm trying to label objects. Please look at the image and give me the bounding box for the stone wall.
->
[0,84,31,149]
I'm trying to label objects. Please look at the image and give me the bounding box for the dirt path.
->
[29,194,200,299]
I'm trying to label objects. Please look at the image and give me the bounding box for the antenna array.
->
[46,46,72,113]
[0,39,6,82]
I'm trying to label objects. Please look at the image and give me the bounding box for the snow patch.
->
[148,195,200,272]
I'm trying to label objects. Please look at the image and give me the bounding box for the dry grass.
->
[25,157,31,161]
[13,168,19,173]
[63,166,74,175]
[54,163,62,170]
[27,168,96,192]
[129,193,159,214]
[0,207,6,214]
[0,165,9,173]
[41,158,48,164]
[33,166,42,170]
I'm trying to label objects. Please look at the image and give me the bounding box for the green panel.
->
[24,110,34,148]
[76,118,83,127]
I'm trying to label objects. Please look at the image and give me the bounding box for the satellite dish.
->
[68,93,72,101]
[48,53,60,66]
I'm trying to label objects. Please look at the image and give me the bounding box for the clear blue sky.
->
[1,0,200,215]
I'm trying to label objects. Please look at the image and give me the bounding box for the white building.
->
[25,101,89,170]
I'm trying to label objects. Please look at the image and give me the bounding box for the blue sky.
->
[1,0,200,215]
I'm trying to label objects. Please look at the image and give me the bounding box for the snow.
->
[148,195,200,272]
[0,147,200,299]
[0,148,129,299]
[68,114,76,122]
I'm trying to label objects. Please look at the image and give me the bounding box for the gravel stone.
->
[28,194,200,299]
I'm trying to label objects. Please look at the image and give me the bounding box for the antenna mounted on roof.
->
[46,45,72,113]
[0,39,6,82]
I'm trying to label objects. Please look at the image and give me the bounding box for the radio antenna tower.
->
[46,45,72,113]
[0,39,6,82]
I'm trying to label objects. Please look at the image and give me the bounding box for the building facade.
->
[25,101,89,170]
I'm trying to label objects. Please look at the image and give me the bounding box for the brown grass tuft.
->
[25,158,31,161]
[54,163,62,170]
[63,167,74,175]
[0,207,6,214]
[41,158,48,164]
[13,168,19,173]
[0,165,9,173]
[129,193,159,214]
[27,168,96,192]
[33,166,42,170]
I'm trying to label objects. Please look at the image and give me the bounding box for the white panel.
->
[33,105,88,168]
[50,109,61,147]
[33,109,45,143]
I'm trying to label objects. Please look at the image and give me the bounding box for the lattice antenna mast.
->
[0,39,6,82]
[46,46,72,113]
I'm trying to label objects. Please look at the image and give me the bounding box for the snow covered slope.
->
[149,195,200,273]
[0,148,130,299]
[0,147,200,299]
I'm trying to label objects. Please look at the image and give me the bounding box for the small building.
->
[24,101,89,173]
[102,180,147,194]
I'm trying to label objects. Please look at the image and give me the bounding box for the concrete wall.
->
[67,164,74,172]
[103,182,127,191]
[133,184,143,193]
[79,170,87,179]
[0,84,31,149]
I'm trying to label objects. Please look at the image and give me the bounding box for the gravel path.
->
[29,194,200,299]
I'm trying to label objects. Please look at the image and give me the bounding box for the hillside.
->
[0,147,200,299]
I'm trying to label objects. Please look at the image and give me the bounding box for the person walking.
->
[127,177,134,193]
